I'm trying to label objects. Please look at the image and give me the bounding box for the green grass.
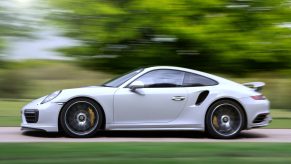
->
[266,109,291,129]
[267,119,291,129]
[0,100,29,126]
[0,100,291,128]
[0,142,291,163]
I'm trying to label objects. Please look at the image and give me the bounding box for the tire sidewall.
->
[206,100,246,139]
[60,98,103,138]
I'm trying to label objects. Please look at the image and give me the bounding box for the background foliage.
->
[0,4,32,55]
[0,4,32,98]
[51,0,291,74]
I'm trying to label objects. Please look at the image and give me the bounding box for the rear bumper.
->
[239,97,271,129]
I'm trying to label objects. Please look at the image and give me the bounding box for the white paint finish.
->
[239,97,271,128]
[21,96,62,132]
[113,87,188,123]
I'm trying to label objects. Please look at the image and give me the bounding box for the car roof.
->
[144,66,211,76]
[144,66,197,72]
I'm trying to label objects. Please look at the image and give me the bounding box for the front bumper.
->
[239,97,272,129]
[21,97,63,132]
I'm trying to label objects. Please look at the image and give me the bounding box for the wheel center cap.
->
[77,113,86,122]
[79,115,85,121]
[221,115,230,123]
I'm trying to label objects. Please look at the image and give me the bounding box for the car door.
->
[113,69,188,124]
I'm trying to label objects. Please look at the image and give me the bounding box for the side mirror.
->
[129,81,144,92]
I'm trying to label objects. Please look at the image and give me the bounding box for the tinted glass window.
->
[183,72,218,87]
[134,69,185,88]
[102,68,144,87]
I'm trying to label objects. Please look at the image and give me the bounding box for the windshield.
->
[102,68,144,87]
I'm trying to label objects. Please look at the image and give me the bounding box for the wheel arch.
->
[205,97,248,130]
[58,96,106,132]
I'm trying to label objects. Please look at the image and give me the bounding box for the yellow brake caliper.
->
[88,108,95,127]
[213,116,219,129]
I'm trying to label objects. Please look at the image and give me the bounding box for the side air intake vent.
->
[195,90,209,105]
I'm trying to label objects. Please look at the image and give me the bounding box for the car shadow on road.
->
[22,130,268,139]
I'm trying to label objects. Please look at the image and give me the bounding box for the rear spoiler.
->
[243,82,265,92]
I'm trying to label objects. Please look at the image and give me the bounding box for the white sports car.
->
[21,66,271,138]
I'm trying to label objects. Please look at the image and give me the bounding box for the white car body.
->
[21,66,271,133]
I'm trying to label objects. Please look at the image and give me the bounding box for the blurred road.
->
[0,127,291,143]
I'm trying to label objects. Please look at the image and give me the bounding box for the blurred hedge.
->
[0,69,30,99]
[1,61,291,109]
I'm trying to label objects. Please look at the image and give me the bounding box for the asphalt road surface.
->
[0,127,290,143]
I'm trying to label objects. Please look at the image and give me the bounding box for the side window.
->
[183,72,218,87]
[134,70,185,88]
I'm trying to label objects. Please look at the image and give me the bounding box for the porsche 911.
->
[21,66,271,138]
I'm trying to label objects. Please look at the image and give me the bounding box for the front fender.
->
[52,86,117,124]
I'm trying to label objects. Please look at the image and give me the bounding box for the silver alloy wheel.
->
[210,103,242,137]
[64,101,99,136]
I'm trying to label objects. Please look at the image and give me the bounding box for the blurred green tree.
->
[0,3,32,64]
[51,0,291,74]
[0,3,35,98]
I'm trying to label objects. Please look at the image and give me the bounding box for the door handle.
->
[172,96,186,101]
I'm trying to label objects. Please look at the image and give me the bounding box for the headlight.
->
[41,90,62,104]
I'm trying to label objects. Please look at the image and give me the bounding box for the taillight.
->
[251,95,266,100]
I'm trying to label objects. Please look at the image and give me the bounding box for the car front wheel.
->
[60,98,103,137]
[206,100,245,139]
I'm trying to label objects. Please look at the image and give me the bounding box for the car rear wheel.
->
[60,98,103,137]
[206,100,245,139]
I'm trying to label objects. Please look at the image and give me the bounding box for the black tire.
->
[206,100,245,139]
[60,98,103,137]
